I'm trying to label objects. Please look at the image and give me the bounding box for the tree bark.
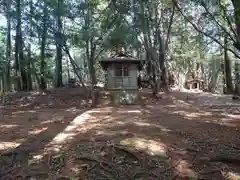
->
[40,0,47,90]
[230,0,240,94]
[15,0,27,90]
[231,0,240,46]
[55,0,63,88]
[5,0,12,91]
[27,0,34,91]
[19,28,28,90]
[224,37,234,93]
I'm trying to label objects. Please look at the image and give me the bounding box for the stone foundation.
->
[111,90,138,105]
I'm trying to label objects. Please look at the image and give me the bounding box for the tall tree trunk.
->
[55,0,63,88]
[5,0,12,91]
[15,0,28,90]
[208,58,217,92]
[222,62,226,93]
[19,26,28,90]
[231,0,240,46]
[67,57,70,80]
[86,2,96,87]
[27,0,34,91]
[157,31,168,90]
[31,60,41,88]
[15,0,24,90]
[89,38,97,86]
[224,37,234,93]
[231,0,240,95]
[234,61,240,95]
[64,47,86,88]
[40,0,47,90]
[208,57,221,92]
[86,2,97,107]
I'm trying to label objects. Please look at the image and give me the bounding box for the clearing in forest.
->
[0,88,240,180]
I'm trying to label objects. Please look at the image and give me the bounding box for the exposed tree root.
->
[199,169,220,175]
[78,156,116,174]
[1,150,19,157]
[112,145,142,163]
[210,155,240,165]
[186,147,199,153]
[224,143,240,151]
[0,165,21,178]
[55,176,71,180]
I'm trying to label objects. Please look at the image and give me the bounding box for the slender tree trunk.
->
[86,2,98,107]
[208,58,217,92]
[85,2,96,86]
[157,31,168,90]
[39,0,47,90]
[224,37,234,93]
[55,0,63,88]
[14,0,28,90]
[89,38,97,86]
[231,0,240,95]
[63,46,87,96]
[231,0,240,47]
[19,27,28,90]
[222,62,226,93]
[31,60,41,87]
[6,0,12,91]
[209,57,221,92]
[86,39,90,83]
[234,62,240,95]
[27,52,33,90]
[15,0,22,90]
[27,0,34,91]
[67,57,70,80]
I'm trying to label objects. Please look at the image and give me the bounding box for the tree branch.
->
[173,0,240,59]
[165,3,176,52]
[218,0,238,41]
[200,1,236,44]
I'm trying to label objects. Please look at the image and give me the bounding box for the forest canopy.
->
[0,0,239,95]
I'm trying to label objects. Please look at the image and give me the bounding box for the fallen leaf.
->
[100,151,107,157]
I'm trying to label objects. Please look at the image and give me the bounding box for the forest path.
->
[0,88,240,180]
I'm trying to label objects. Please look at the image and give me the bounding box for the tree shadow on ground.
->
[1,89,240,180]
[13,104,238,180]
[0,107,87,180]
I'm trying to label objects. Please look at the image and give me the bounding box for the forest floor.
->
[0,87,240,180]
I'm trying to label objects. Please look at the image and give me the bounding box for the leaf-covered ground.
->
[0,88,240,180]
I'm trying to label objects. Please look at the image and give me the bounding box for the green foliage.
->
[0,0,238,92]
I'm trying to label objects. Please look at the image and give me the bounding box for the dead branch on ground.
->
[112,145,143,163]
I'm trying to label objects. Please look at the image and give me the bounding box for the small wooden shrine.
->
[185,79,204,90]
[99,52,142,104]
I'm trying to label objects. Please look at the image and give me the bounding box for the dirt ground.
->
[0,87,240,180]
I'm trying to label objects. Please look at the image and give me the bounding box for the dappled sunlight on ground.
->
[174,159,197,178]
[0,141,22,151]
[12,110,36,114]
[43,107,144,153]
[222,171,240,180]
[172,111,213,118]
[28,127,48,135]
[65,107,84,113]
[40,115,65,125]
[133,121,172,132]
[224,113,240,119]
[44,112,92,152]
[0,88,240,179]
[0,124,19,129]
[120,137,167,157]
[88,106,143,114]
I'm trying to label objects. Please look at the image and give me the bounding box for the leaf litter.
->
[0,88,240,180]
